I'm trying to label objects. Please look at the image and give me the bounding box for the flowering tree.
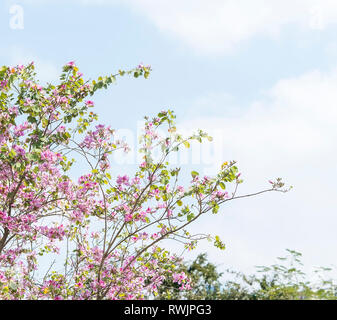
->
[0,61,288,300]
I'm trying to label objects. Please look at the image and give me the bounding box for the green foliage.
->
[157,250,337,300]
[157,253,225,300]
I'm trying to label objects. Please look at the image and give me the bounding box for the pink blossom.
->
[85,100,94,106]
[117,175,129,186]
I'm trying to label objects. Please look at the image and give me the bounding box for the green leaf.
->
[187,213,195,222]
[212,203,219,214]
[191,171,199,178]
[214,235,225,250]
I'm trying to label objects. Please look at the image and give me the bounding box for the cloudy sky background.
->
[2,0,337,278]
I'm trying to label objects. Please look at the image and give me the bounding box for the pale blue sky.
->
[2,0,337,277]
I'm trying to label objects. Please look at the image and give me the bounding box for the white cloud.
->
[75,0,337,54]
[16,0,337,54]
[181,68,337,171]
[177,68,337,275]
[125,0,337,54]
